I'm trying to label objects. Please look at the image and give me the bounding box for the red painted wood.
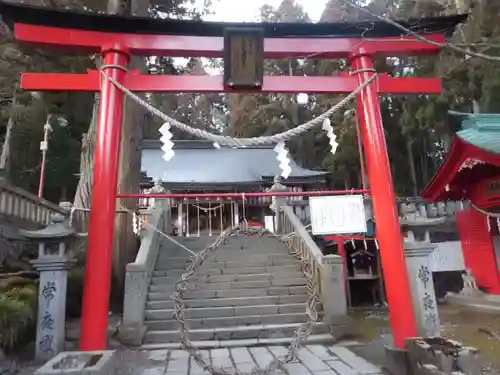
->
[469,175,500,209]
[11,16,450,352]
[422,137,500,202]
[457,210,500,294]
[21,71,443,95]
[118,190,369,199]
[79,47,130,350]
[351,53,417,347]
[14,23,445,58]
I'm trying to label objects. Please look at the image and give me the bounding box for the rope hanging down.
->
[100,71,378,147]
[117,201,320,375]
[172,226,320,375]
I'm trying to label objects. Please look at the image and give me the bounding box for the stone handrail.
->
[396,198,470,219]
[120,200,171,344]
[279,204,347,323]
[0,178,68,227]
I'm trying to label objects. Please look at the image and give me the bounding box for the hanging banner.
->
[309,195,367,235]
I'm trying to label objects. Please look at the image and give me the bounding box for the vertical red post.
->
[80,45,130,350]
[350,51,418,348]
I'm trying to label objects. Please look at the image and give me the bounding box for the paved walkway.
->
[143,345,384,375]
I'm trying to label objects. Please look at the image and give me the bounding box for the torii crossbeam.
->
[0,0,466,351]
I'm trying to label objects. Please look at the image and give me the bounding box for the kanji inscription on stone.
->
[418,265,430,288]
[40,311,55,330]
[422,292,435,311]
[39,334,55,356]
[42,281,57,307]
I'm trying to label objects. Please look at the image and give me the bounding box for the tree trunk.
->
[0,94,16,179]
[405,138,418,197]
[343,172,351,190]
[453,0,482,113]
[442,132,452,153]
[420,137,429,188]
[112,0,149,300]
[72,0,149,307]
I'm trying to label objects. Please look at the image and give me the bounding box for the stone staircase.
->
[141,234,335,349]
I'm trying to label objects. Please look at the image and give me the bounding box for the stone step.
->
[155,258,299,270]
[157,253,292,262]
[153,264,302,276]
[140,333,334,350]
[148,277,306,293]
[145,312,316,330]
[159,245,289,252]
[143,322,329,344]
[151,271,304,285]
[146,294,308,310]
[159,243,288,254]
[144,302,319,320]
[147,285,307,301]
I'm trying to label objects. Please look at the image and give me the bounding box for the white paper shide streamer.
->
[132,212,139,235]
[322,118,338,155]
[274,142,292,179]
[159,122,175,161]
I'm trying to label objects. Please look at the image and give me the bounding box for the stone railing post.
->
[119,201,168,345]
[19,214,76,361]
[268,175,288,234]
[320,255,347,324]
[404,243,441,337]
[119,263,149,345]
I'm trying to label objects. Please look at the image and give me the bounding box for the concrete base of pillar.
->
[34,350,114,375]
[406,337,479,375]
[384,344,412,375]
[117,324,147,346]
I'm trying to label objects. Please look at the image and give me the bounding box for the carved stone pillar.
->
[404,243,441,337]
[320,255,347,324]
[19,214,76,361]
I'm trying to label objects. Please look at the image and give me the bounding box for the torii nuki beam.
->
[0,0,467,351]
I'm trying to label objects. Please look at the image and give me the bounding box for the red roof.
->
[421,136,500,202]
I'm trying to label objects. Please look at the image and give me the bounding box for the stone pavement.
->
[142,344,384,375]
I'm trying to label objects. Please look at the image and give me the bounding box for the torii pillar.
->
[0,1,463,349]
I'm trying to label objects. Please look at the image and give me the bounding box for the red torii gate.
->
[0,1,465,350]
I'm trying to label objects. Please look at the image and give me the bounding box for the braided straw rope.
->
[172,225,321,375]
[101,71,378,147]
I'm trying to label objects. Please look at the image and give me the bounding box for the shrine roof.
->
[421,112,500,202]
[453,112,500,154]
[0,1,467,38]
[141,140,327,185]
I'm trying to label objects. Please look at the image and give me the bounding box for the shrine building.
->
[422,111,500,295]
[140,140,327,235]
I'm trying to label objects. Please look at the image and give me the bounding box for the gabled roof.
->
[141,140,327,186]
[421,112,500,202]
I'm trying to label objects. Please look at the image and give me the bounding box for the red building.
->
[422,111,500,294]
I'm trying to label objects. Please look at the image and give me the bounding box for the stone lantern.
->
[19,214,77,361]
[267,175,289,233]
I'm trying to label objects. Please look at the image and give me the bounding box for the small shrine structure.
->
[140,140,327,234]
[422,111,500,294]
[0,0,466,349]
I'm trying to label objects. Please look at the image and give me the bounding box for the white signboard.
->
[309,195,367,235]
[264,215,275,233]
